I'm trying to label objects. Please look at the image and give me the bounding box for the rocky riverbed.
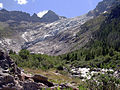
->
[70,67,120,81]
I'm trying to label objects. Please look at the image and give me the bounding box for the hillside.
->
[0,11,92,55]
[60,2,120,69]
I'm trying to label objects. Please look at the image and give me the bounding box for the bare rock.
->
[0,87,16,90]
[60,83,78,90]
[32,74,48,81]
[0,75,14,84]
[23,82,42,90]
[18,72,32,81]
[32,74,54,87]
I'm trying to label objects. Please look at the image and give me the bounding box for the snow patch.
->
[0,41,2,44]
[44,34,52,38]
[22,32,28,42]
[37,10,49,18]
[103,11,107,13]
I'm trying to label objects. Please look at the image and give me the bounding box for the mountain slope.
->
[59,2,120,69]
[9,15,92,55]
[0,0,120,55]
[95,4,120,50]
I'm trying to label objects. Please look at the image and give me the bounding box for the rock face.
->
[0,49,55,90]
[87,0,120,16]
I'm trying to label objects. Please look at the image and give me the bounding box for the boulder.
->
[0,75,14,84]
[0,49,6,60]
[32,74,54,87]
[18,72,32,81]
[32,74,48,82]
[23,82,42,90]
[60,83,78,90]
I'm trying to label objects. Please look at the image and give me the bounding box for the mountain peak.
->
[37,10,60,23]
[87,0,119,17]
[31,13,41,22]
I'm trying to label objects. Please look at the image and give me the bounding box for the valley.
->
[0,0,120,90]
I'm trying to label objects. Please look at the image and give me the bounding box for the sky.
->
[0,0,102,18]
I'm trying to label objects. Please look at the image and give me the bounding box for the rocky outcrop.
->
[0,49,55,90]
[32,74,54,87]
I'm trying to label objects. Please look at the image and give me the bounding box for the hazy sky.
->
[0,0,102,17]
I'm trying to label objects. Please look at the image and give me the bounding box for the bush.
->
[56,65,63,70]
[19,49,30,59]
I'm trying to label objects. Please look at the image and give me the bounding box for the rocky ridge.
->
[0,9,62,23]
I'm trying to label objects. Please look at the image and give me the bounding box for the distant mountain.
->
[38,10,66,23]
[0,9,31,22]
[0,9,64,23]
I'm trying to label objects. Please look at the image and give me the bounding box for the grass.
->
[23,68,83,87]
